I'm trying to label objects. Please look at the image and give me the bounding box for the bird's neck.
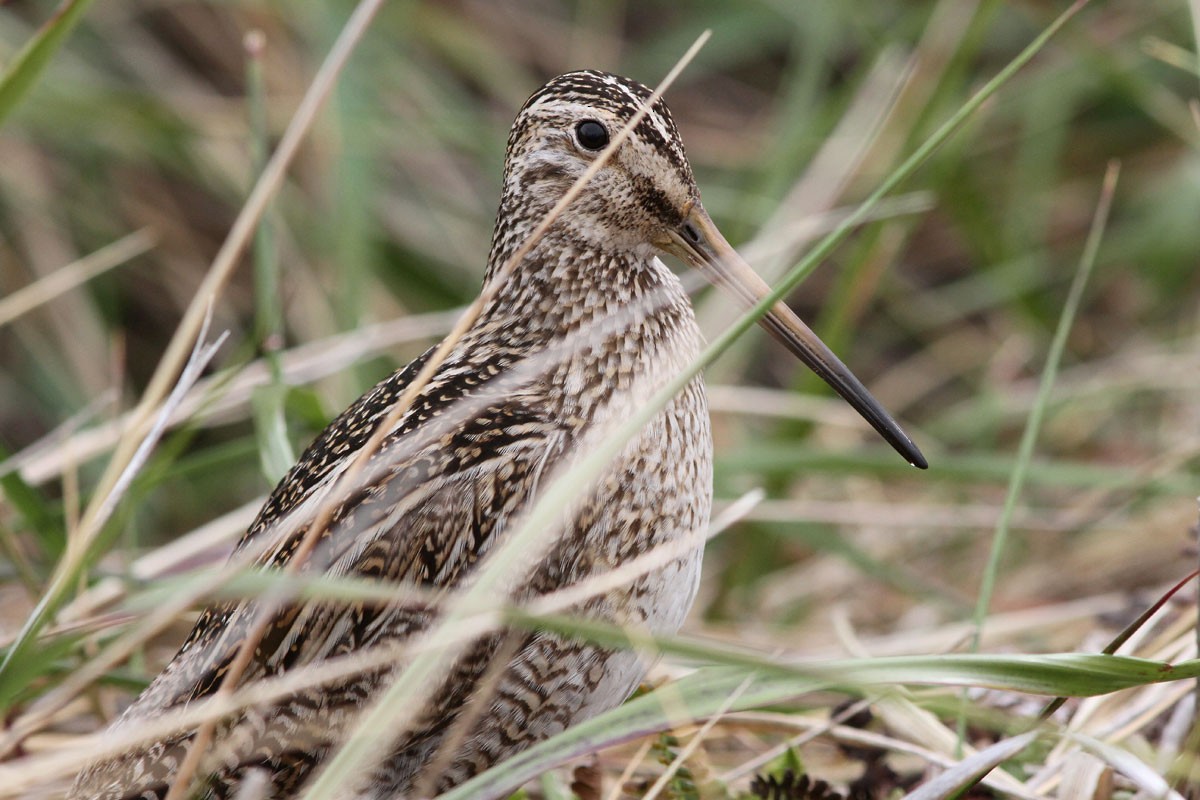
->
[466,222,702,403]
[480,225,687,335]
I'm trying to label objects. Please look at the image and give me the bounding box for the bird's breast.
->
[524,299,712,633]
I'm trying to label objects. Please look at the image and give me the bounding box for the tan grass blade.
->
[0,229,154,330]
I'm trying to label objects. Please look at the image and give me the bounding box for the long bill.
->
[660,204,928,469]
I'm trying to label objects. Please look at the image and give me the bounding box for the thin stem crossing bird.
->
[71,70,926,800]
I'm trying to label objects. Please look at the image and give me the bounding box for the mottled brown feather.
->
[71,70,713,799]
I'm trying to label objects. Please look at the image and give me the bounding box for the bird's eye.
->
[574,120,610,151]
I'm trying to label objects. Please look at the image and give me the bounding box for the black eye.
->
[574,120,609,151]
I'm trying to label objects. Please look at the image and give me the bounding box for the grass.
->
[0,0,1198,798]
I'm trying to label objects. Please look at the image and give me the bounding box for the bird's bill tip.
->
[660,205,928,470]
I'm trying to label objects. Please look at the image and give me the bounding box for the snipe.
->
[72,70,925,799]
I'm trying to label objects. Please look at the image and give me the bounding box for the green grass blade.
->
[970,162,1122,647]
[0,0,95,126]
[0,444,63,558]
[246,30,295,483]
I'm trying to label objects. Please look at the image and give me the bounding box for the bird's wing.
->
[71,345,568,799]
[241,345,437,554]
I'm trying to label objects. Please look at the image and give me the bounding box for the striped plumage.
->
[72,70,923,800]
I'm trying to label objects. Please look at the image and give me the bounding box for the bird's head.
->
[496,70,926,469]
[498,70,700,253]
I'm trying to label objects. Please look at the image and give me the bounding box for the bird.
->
[71,69,926,800]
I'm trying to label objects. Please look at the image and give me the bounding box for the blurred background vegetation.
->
[0,0,1197,796]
